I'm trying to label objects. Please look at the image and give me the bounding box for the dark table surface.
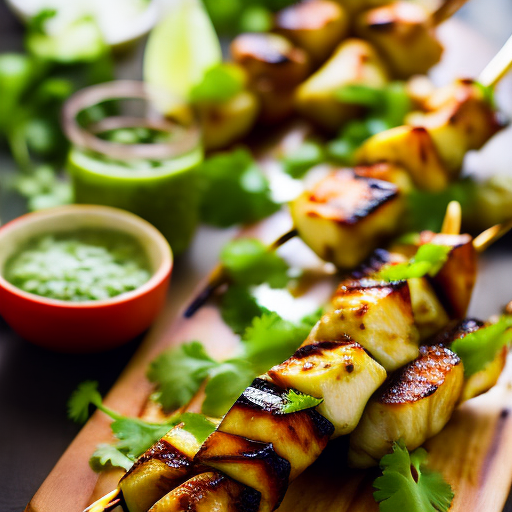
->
[1,1,512,512]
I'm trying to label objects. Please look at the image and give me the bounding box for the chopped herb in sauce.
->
[4,229,151,302]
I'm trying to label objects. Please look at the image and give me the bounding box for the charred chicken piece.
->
[295,38,388,131]
[348,344,464,468]
[290,169,407,268]
[268,339,387,438]
[355,2,443,79]
[195,432,291,512]
[311,279,420,371]
[120,425,201,512]
[218,378,333,480]
[148,472,261,512]
[274,0,349,65]
[231,33,310,124]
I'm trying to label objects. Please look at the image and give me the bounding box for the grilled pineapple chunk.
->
[431,318,508,402]
[290,170,406,269]
[149,472,261,512]
[219,378,333,480]
[195,432,290,512]
[406,79,503,177]
[275,0,349,65]
[355,125,449,191]
[354,163,414,193]
[268,339,387,438]
[419,232,477,319]
[231,33,310,123]
[311,279,420,371]
[348,344,464,468]
[355,2,443,79]
[120,426,201,512]
[295,39,388,131]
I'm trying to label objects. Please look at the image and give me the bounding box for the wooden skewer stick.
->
[432,0,470,26]
[184,229,298,318]
[478,33,512,88]
[84,489,122,512]
[473,218,512,252]
[441,200,462,235]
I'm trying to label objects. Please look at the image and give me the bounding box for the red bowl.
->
[0,205,172,352]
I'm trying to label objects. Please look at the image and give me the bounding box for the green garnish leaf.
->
[282,141,325,179]
[451,316,512,377]
[178,412,217,444]
[68,380,103,423]
[147,341,218,411]
[221,238,289,289]
[282,389,323,414]
[190,64,244,103]
[202,359,256,417]
[377,244,452,282]
[199,148,280,227]
[373,440,454,512]
[90,444,134,472]
[336,84,382,108]
[220,285,270,335]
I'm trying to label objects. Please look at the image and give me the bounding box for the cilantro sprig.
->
[373,440,454,512]
[68,381,215,472]
[148,309,321,418]
[376,244,452,282]
[451,316,512,377]
[282,389,323,414]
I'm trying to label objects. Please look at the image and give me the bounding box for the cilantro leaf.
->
[373,440,454,512]
[241,311,320,373]
[377,244,452,282]
[89,444,134,472]
[451,316,512,377]
[198,148,280,227]
[336,84,383,108]
[202,359,255,417]
[68,380,103,423]
[282,141,325,179]
[282,389,323,414]
[221,238,289,288]
[147,341,218,411]
[220,284,270,335]
[178,412,217,444]
[190,64,244,103]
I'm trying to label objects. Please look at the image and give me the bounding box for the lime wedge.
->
[143,0,222,103]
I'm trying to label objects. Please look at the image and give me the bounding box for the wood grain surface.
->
[24,19,512,512]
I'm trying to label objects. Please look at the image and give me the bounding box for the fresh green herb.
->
[239,5,274,32]
[282,389,323,414]
[190,64,245,104]
[282,141,325,179]
[68,381,216,472]
[149,309,322,416]
[336,84,383,108]
[376,244,452,282]
[147,341,218,411]
[221,238,289,289]
[199,148,280,227]
[373,440,454,512]
[451,316,512,377]
[220,285,270,335]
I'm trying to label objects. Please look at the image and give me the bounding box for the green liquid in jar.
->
[4,229,151,302]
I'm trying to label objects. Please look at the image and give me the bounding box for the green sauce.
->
[4,229,151,302]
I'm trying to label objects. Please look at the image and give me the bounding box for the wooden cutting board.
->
[25,19,512,512]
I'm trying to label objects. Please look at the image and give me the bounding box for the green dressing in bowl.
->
[4,229,151,302]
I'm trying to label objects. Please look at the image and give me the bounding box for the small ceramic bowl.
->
[0,205,172,352]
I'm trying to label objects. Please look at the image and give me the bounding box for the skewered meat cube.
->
[274,0,349,65]
[430,318,508,402]
[148,472,261,512]
[290,169,406,268]
[355,125,449,191]
[231,33,310,123]
[348,344,464,468]
[195,432,290,512]
[268,339,387,438]
[218,378,333,480]
[295,39,388,131]
[355,2,443,79]
[311,279,420,371]
[120,425,201,512]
